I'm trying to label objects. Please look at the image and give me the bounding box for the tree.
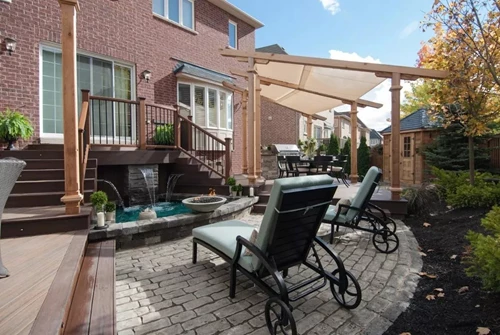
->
[401,80,432,117]
[420,1,500,184]
[341,138,351,175]
[357,136,371,178]
[327,133,340,156]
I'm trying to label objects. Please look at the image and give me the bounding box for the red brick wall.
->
[260,97,300,146]
[0,0,255,173]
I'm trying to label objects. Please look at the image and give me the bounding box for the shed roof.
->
[380,108,438,133]
[256,44,288,55]
[370,129,383,140]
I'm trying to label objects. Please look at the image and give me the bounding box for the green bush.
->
[104,202,116,213]
[402,184,442,215]
[357,136,370,177]
[0,108,34,142]
[227,177,236,186]
[154,124,174,145]
[90,191,108,209]
[341,138,351,175]
[466,206,500,292]
[327,134,340,156]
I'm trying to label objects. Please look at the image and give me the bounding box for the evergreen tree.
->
[341,138,351,175]
[357,136,371,177]
[327,134,340,156]
[424,123,490,171]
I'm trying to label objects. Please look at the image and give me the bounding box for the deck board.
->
[0,232,75,335]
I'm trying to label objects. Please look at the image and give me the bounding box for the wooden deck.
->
[0,231,88,335]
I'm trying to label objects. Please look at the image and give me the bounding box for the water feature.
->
[139,167,156,208]
[165,174,183,202]
[116,202,191,223]
[97,179,125,208]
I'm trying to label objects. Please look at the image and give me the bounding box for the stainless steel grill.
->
[271,144,301,156]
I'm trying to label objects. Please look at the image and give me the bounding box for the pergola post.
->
[242,90,248,174]
[247,58,257,184]
[390,73,403,200]
[59,0,83,214]
[307,115,313,138]
[255,77,262,179]
[350,102,359,184]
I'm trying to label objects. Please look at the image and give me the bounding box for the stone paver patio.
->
[114,214,422,335]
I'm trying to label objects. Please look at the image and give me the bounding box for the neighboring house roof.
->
[380,108,438,134]
[206,0,264,28]
[335,111,369,129]
[370,129,383,140]
[173,60,234,84]
[256,44,288,55]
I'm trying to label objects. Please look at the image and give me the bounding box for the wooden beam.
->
[59,0,83,215]
[247,58,257,184]
[375,72,420,81]
[222,49,448,79]
[255,77,262,179]
[236,57,270,65]
[242,91,248,174]
[222,80,246,93]
[350,102,359,184]
[231,69,383,109]
[390,73,403,200]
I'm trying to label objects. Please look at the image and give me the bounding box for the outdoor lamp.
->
[141,70,152,83]
[5,37,16,55]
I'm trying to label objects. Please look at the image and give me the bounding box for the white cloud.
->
[399,21,419,39]
[328,49,412,131]
[319,0,340,15]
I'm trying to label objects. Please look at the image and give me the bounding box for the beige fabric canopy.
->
[254,62,386,115]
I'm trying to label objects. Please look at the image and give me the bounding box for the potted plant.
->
[236,184,243,196]
[231,185,238,197]
[90,191,108,227]
[104,201,116,223]
[153,124,174,145]
[0,108,34,150]
[301,137,317,159]
[227,176,236,194]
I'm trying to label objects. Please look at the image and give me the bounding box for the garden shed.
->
[380,109,439,185]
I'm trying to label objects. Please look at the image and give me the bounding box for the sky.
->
[229,0,436,131]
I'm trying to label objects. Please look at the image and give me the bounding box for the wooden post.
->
[225,137,232,180]
[138,97,146,150]
[307,115,313,138]
[59,0,82,215]
[255,77,262,179]
[247,58,257,184]
[242,90,248,174]
[350,102,359,183]
[188,115,193,151]
[390,73,403,200]
[174,106,181,148]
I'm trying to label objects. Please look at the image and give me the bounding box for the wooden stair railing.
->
[79,90,91,203]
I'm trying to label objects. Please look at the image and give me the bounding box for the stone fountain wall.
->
[125,165,159,206]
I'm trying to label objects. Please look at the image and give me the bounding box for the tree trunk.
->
[469,135,475,185]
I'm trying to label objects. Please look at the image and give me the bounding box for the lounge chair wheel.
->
[265,297,297,335]
[372,229,399,254]
[330,269,362,309]
[372,217,397,234]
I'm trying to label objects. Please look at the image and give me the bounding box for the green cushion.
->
[345,166,380,221]
[324,205,347,223]
[192,220,255,272]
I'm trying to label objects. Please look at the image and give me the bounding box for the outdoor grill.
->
[271,144,301,156]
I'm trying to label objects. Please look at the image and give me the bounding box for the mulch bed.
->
[384,207,500,335]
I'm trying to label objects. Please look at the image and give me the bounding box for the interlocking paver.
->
[115,215,421,334]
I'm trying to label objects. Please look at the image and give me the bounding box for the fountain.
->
[97,179,125,208]
[165,174,183,202]
[139,167,156,208]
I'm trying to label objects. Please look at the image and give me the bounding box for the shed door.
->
[401,135,414,184]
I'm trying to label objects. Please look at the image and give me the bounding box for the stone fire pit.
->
[182,196,227,213]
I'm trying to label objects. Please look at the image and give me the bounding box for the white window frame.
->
[177,81,233,131]
[228,20,238,49]
[153,0,194,30]
[39,44,136,141]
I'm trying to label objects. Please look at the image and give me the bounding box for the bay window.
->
[153,0,194,30]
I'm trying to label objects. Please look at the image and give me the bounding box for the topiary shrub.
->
[465,206,500,292]
[357,136,370,177]
[327,134,340,156]
[90,191,108,210]
[341,138,351,175]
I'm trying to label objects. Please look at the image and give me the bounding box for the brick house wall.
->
[0,0,256,173]
[260,97,300,146]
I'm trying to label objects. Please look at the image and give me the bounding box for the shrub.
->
[465,206,500,292]
[402,184,442,215]
[327,134,340,156]
[357,136,370,177]
[104,202,116,213]
[227,177,236,186]
[90,191,108,209]
[341,138,351,175]
[0,108,34,142]
[154,124,174,145]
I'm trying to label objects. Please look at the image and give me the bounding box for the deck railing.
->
[78,91,231,182]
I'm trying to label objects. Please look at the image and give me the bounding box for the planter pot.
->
[182,196,227,213]
[105,211,116,223]
[6,139,16,151]
[231,191,237,197]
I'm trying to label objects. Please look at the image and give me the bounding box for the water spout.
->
[139,167,155,208]
[165,174,183,202]
[97,179,125,208]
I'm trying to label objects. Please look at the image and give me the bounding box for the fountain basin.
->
[116,202,190,223]
[182,196,227,213]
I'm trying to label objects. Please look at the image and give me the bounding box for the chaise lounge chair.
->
[323,166,399,253]
[192,175,362,335]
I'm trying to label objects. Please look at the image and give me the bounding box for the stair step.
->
[252,204,267,214]
[256,193,270,204]
[0,150,64,160]
[19,168,97,181]
[21,159,97,170]
[12,179,96,194]
[6,190,93,208]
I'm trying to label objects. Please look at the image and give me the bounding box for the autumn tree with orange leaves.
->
[420,0,500,184]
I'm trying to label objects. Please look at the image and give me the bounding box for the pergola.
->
[220,49,448,200]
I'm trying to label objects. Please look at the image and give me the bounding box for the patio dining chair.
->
[331,155,350,187]
[322,166,399,253]
[277,155,287,178]
[192,175,362,335]
[0,158,27,278]
[310,155,333,175]
[285,156,308,177]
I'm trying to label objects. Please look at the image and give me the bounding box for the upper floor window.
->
[228,21,237,49]
[153,0,194,30]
